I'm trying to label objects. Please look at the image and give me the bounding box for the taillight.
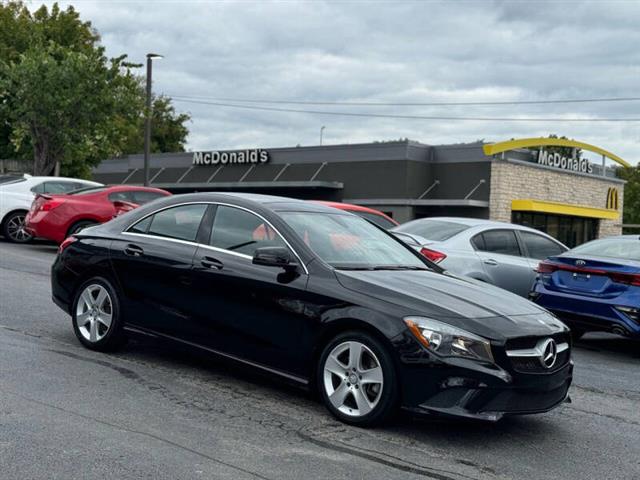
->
[420,247,447,263]
[58,236,77,254]
[41,198,66,211]
[609,272,640,287]
[537,261,558,274]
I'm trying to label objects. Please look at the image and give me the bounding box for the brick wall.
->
[489,160,623,238]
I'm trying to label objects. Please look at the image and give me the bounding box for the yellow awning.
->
[511,199,619,220]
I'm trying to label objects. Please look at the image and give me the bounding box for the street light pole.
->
[320,126,326,146]
[143,53,163,186]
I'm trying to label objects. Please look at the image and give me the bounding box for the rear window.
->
[394,219,470,241]
[570,238,640,261]
[0,176,26,186]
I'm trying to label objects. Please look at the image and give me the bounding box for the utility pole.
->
[144,53,163,186]
[320,126,326,146]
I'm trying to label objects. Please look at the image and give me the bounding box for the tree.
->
[0,1,190,177]
[121,95,191,155]
[523,134,582,159]
[617,166,640,228]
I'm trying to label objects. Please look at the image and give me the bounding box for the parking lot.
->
[1,240,639,480]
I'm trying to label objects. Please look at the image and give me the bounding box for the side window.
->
[145,204,207,242]
[477,230,521,256]
[470,234,485,251]
[210,205,287,257]
[130,190,166,205]
[109,191,134,202]
[128,216,152,234]
[31,183,45,194]
[520,231,565,260]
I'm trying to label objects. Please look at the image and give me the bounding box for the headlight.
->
[404,316,494,363]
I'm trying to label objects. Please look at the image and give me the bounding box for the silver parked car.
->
[391,217,568,297]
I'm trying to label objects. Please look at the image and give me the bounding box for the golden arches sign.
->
[482,137,630,168]
[606,187,619,210]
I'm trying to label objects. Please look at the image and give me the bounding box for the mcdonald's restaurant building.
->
[93,137,626,247]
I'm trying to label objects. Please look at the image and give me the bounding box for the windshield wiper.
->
[334,266,376,271]
[371,265,431,271]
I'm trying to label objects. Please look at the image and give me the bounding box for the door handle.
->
[483,259,498,266]
[124,244,144,257]
[201,256,224,270]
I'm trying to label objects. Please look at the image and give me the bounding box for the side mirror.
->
[253,246,297,270]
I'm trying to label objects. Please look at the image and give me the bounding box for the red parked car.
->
[311,201,398,229]
[25,185,171,243]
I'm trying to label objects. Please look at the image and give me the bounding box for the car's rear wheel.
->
[67,220,97,238]
[318,331,398,426]
[72,277,125,351]
[2,211,33,243]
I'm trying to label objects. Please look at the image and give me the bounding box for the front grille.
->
[510,349,570,373]
[505,333,571,374]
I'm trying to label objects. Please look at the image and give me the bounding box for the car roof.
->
[407,216,516,227]
[145,192,348,214]
[26,176,102,184]
[590,235,640,241]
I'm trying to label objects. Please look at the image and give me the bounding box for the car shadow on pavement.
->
[574,332,640,360]
[106,334,562,442]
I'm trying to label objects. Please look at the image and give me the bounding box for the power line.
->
[171,98,640,122]
[169,93,640,107]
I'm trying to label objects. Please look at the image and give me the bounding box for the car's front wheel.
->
[318,331,398,426]
[2,211,33,243]
[72,277,125,351]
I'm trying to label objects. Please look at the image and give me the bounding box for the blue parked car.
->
[530,235,640,339]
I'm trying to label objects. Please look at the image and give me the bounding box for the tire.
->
[71,277,125,352]
[67,220,97,238]
[2,211,33,243]
[317,330,398,427]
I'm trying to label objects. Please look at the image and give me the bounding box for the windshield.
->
[569,238,640,262]
[280,212,428,270]
[393,219,470,241]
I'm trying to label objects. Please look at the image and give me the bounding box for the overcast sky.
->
[40,0,640,164]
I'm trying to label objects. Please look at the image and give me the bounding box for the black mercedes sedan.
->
[51,193,572,426]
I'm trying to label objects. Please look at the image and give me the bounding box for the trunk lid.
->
[538,255,640,298]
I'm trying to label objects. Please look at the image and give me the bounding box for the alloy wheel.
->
[75,284,113,343]
[323,341,384,417]
[6,213,32,242]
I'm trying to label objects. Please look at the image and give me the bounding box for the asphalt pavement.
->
[1,241,639,480]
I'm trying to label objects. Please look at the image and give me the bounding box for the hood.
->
[335,269,566,341]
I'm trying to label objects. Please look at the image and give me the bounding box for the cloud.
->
[41,0,640,163]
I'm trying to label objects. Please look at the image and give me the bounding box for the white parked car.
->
[392,217,568,297]
[0,174,102,243]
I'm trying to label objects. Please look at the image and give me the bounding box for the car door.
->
[472,229,533,296]
[109,203,208,336]
[518,230,567,274]
[189,204,310,375]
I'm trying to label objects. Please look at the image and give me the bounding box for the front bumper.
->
[405,363,572,421]
[395,333,573,421]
